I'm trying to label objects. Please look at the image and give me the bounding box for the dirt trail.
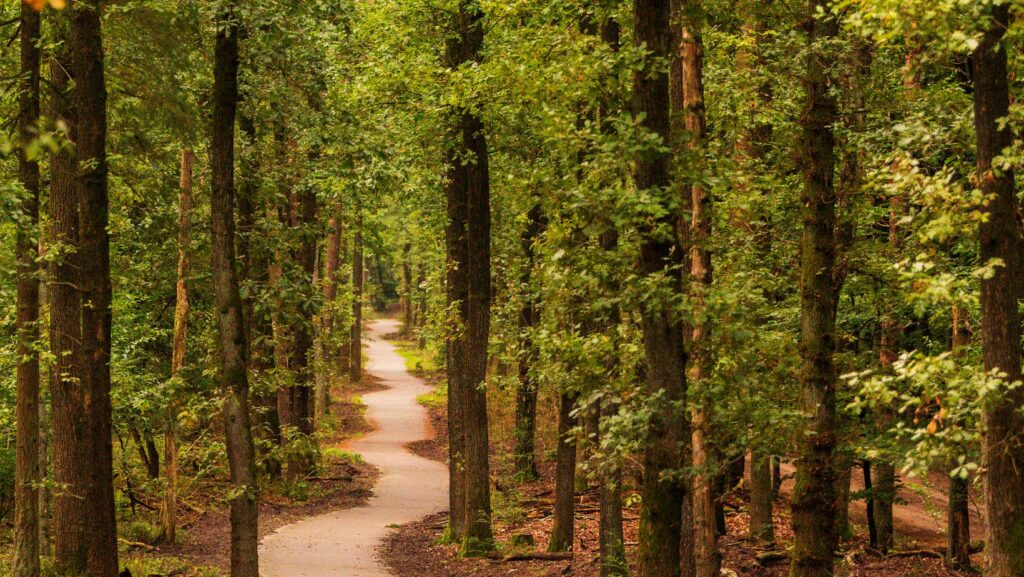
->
[778,462,984,549]
[260,319,448,576]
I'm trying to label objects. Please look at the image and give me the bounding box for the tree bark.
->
[318,213,342,423]
[443,0,494,554]
[15,4,42,575]
[349,209,364,383]
[947,303,971,568]
[789,2,840,576]
[163,148,192,544]
[72,1,119,572]
[211,4,260,575]
[548,392,578,552]
[678,4,718,575]
[288,186,318,480]
[48,34,89,573]
[634,1,691,575]
[749,449,774,543]
[514,203,544,482]
[402,242,414,336]
[973,6,1024,577]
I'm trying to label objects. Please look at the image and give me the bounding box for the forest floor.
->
[380,348,984,577]
[122,372,384,575]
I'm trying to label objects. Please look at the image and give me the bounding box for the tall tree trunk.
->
[679,4,718,575]
[595,14,626,576]
[211,4,260,575]
[319,213,342,423]
[548,392,578,552]
[634,1,691,575]
[72,1,119,572]
[443,0,494,554]
[163,149,192,544]
[947,303,971,568]
[288,187,318,480]
[789,1,840,576]
[514,203,543,482]
[349,209,364,383]
[15,4,42,576]
[873,320,898,553]
[48,37,88,573]
[973,6,1024,577]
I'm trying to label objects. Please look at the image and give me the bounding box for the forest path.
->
[259,318,448,577]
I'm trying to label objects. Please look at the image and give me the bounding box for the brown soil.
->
[383,477,973,577]
[133,375,385,574]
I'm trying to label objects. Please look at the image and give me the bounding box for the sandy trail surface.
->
[260,319,448,576]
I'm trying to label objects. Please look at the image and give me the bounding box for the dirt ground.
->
[381,391,981,577]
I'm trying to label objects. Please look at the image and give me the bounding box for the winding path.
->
[260,319,448,576]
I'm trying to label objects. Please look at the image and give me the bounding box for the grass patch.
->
[323,446,365,465]
[393,341,438,374]
[417,380,447,410]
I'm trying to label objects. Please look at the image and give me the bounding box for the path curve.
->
[260,319,448,577]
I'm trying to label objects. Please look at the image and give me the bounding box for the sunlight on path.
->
[259,319,448,576]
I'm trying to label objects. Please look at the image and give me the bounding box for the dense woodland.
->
[2,0,1024,576]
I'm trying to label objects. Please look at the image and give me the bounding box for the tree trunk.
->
[947,303,971,568]
[48,36,89,573]
[402,242,414,336]
[163,148,192,545]
[211,4,260,575]
[634,1,691,575]
[73,1,119,572]
[833,453,853,542]
[863,461,877,548]
[318,213,342,424]
[973,6,1024,577]
[288,187,318,480]
[443,0,494,554]
[679,5,718,575]
[15,4,42,575]
[514,203,543,483]
[749,449,774,543]
[549,392,578,552]
[789,1,840,576]
[350,209,364,383]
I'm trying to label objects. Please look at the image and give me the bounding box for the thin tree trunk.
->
[634,1,691,575]
[833,454,853,542]
[48,36,88,573]
[15,4,42,575]
[211,4,260,574]
[549,392,578,552]
[863,461,877,548]
[947,303,971,568]
[679,5,718,575]
[73,1,119,572]
[749,449,774,543]
[973,6,1024,576]
[402,242,414,336]
[163,148,192,544]
[318,214,342,424]
[514,203,543,482]
[789,1,841,576]
[288,187,318,480]
[350,209,364,383]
